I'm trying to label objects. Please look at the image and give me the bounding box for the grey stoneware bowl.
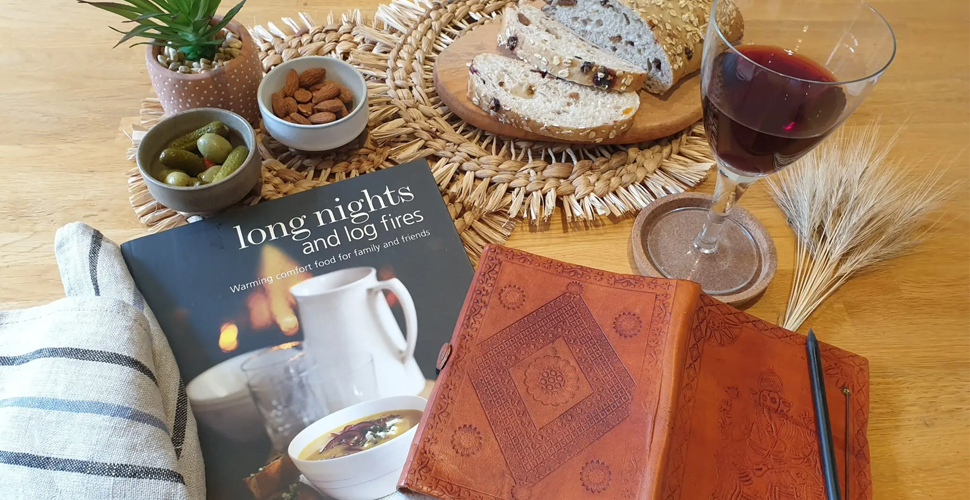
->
[136,108,261,215]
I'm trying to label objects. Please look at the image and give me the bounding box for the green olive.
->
[164,170,192,187]
[191,177,203,187]
[199,165,222,184]
[197,133,233,163]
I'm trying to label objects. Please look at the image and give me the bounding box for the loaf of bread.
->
[498,5,648,92]
[467,53,640,142]
[542,0,743,93]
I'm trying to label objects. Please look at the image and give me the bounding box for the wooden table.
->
[0,0,967,496]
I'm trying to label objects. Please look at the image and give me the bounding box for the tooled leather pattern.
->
[661,294,871,500]
[403,246,677,499]
[472,292,635,485]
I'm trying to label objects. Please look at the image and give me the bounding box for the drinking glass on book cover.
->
[645,0,896,294]
[242,342,327,453]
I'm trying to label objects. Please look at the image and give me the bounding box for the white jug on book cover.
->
[290,267,424,397]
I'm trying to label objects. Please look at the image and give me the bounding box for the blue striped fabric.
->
[0,347,158,385]
[0,223,204,499]
[0,451,184,484]
[0,397,169,434]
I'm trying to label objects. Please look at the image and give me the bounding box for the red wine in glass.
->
[703,45,848,176]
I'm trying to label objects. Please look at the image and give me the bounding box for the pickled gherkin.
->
[159,148,206,175]
[198,165,222,184]
[213,146,249,182]
[166,121,230,152]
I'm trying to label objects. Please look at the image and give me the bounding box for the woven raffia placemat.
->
[124,0,714,261]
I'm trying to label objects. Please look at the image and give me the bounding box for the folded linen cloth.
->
[0,223,205,499]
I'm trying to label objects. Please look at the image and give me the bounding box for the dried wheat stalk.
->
[767,123,950,330]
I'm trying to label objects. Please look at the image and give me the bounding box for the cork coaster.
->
[631,192,777,307]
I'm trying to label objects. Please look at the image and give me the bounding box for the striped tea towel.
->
[0,223,205,499]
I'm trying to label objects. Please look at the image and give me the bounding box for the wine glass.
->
[645,0,896,295]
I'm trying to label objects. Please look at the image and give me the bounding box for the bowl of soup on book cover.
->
[288,395,426,500]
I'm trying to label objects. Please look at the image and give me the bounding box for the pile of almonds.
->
[271,68,355,125]
[156,29,243,74]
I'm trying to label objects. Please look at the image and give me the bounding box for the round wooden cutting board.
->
[433,18,702,145]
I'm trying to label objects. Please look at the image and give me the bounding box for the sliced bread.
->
[498,5,648,92]
[542,0,743,94]
[467,53,640,142]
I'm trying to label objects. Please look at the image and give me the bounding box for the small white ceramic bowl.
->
[192,395,265,442]
[258,56,369,151]
[186,348,267,441]
[288,395,427,500]
[186,348,266,405]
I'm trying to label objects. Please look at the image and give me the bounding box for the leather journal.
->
[399,246,872,500]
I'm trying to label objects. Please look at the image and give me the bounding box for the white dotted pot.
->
[146,18,261,124]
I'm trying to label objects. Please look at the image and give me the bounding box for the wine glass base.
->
[646,207,762,295]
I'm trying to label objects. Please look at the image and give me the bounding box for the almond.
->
[335,83,354,104]
[309,82,329,92]
[298,68,327,87]
[282,69,299,96]
[314,98,345,115]
[312,82,340,103]
[309,112,337,124]
[297,103,314,116]
[282,97,297,116]
[271,92,287,118]
[289,112,311,125]
[294,88,312,103]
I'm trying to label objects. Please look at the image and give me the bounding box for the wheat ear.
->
[767,122,953,331]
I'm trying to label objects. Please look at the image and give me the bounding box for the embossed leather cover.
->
[399,246,872,500]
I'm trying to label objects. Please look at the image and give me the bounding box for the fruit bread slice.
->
[498,5,648,92]
[542,0,744,94]
[467,53,640,142]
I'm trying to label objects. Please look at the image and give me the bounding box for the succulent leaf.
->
[80,0,246,61]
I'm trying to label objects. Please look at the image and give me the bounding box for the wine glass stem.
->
[692,166,753,254]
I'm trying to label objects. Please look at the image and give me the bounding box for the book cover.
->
[121,160,474,499]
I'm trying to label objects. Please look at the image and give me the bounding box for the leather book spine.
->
[397,246,494,493]
[642,284,701,499]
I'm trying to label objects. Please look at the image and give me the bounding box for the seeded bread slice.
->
[468,53,640,142]
[542,0,743,94]
[498,5,648,92]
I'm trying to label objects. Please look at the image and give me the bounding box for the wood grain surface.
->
[434,19,702,144]
[0,0,967,497]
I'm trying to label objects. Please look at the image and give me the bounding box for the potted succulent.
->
[81,0,262,123]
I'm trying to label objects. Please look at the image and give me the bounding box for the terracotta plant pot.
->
[146,19,262,123]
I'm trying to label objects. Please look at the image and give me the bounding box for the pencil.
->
[807,329,841,500]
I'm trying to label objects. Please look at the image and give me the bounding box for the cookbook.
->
[121,160,475,499]
[400,245,871,500]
